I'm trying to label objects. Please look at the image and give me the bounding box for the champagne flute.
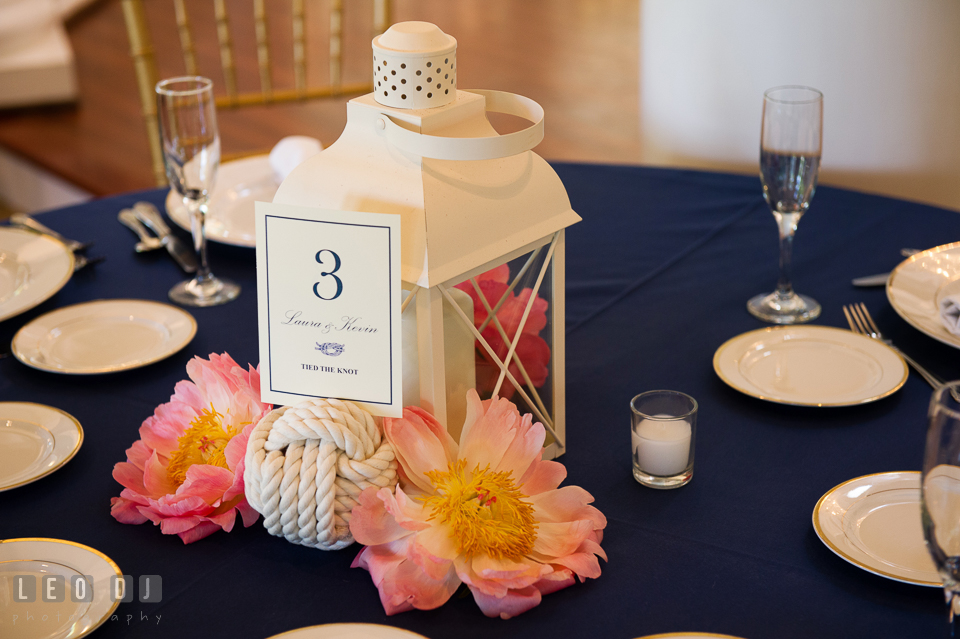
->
[747,85,822,324]
[923,381,960,636]
[156,76,239,307]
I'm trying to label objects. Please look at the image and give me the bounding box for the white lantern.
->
[274,22,580,458]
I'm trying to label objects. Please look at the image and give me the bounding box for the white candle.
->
[632,416,692,477]
[401,287,476,440]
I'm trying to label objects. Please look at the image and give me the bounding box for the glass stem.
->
[774,211,798,300]
[187,196,212,284]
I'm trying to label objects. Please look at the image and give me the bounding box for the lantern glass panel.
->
[448,244,556,440]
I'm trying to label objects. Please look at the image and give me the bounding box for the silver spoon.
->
[118,209,163,252]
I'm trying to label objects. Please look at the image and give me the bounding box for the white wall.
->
[639,0,960,210]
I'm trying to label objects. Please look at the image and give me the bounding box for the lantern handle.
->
[376,90,544,161]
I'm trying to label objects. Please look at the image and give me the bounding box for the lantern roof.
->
[275,22,578,287]
[274,89,580,287]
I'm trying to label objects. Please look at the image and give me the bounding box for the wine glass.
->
[156,76,239,307]
[922,381,960,635]
[747,85,823,324]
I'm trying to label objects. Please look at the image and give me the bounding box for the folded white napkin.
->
[269,136,323,183]
[940,295,960,335]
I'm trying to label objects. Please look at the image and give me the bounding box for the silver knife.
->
[132,202,198,273]
[851,249,921,287]
[852,273,890,287]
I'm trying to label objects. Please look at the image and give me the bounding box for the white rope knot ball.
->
[244,398,398,550]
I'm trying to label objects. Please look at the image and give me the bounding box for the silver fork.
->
[843,302,944,390]
[72,253,106,272]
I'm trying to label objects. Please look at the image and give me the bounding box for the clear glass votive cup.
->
[631,390,697,489]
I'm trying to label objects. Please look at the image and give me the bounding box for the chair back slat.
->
[173,0,198,76]
[292,0,307,96]
[214,81,371,109]
[329,0,343,88]
[122,0,392,185]
[213,0,239,103]
[120,0,166,186]
[253,0,273,98]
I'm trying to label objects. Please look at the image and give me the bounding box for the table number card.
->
[255,202,402,417]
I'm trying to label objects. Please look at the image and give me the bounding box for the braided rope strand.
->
[244,398,398,550]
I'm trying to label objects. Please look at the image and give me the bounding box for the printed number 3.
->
[313,250,343,300]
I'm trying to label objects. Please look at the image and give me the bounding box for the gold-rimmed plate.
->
[266,624,429,639]
[635,634,748,639]
[812,471,939,587]
[713,325,907,407]
[12,299,196,374]
[887,241,960,350]
[0,227,73,323]
[0,403,83,492]
[167,155,273,248]
[0,538,122,639]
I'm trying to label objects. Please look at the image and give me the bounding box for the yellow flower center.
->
[166,407,240,486]
[423,460,537,561]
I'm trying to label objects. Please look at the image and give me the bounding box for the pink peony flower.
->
[349,390,606,619]
[455,265,551,400]
[110,353,272,543]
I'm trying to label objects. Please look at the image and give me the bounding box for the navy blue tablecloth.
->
[2,164,959,638]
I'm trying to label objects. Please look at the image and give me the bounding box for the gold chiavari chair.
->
[121,0,392,186]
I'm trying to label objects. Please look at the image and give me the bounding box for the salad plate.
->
[713,325,907,407]
[812,471,939,586]
[635,634,747,639]
[0,538,122,639]
[0,227,73,323]
[12,299,196,374]
[0,402,82,491]
[267,624,429,639]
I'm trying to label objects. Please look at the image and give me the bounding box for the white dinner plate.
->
[887,242,960,350]
[713,325,907,407]
[12,299,196,374]
[0,403,82,492]
[0,538,122,639]
[166,155,274,248]
[635,634,747,639]
[267,624,429,639]
[0,227,73,323]
[812,471,939,587]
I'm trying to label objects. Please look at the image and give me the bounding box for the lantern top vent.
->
[372,22,457,110]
